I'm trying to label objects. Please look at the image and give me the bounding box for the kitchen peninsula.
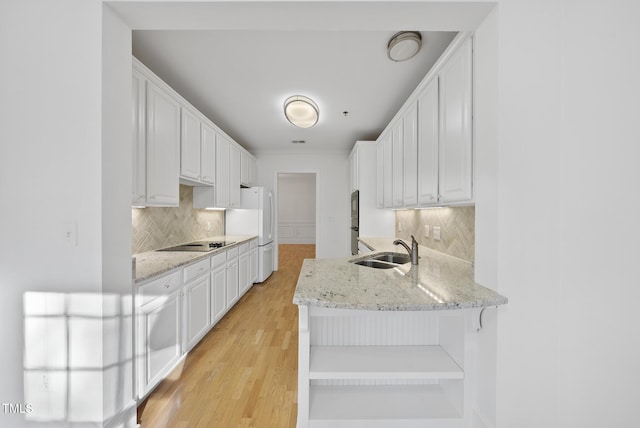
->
[293,237,507,428]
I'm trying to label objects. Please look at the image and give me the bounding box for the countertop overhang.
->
[292,237,507,311]
[133,234,257,284]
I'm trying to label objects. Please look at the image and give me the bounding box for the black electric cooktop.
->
[158,240,236,252]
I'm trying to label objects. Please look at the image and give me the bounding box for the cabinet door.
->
[211,264,227,323]
[229,144,241,208]
[248,156,257,187]
[439,38,473,203]
[184,276,211,351]
[391,120,404,208]
[138,290,182,396]
[250,248,258,283]
[418,78,440,205]
[200,123,216,185]
[382,133,393,208]
[240,151,250,186]
[239,252,251,296]
[349,146,359,192]
[402,103,418,207]
[146,82,180,206]
[376,139,384,208]
[226,257,239,306]
[180,107,201,181]
[215,136,231,207]
[132,69,147,205]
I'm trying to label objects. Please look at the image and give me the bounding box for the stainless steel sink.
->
[370,253,411,264]
[351,260,397,269]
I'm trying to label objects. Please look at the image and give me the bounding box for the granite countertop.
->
[133,235,257,285]
[292,236,507,311]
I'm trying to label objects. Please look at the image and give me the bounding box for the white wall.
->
[256,151,350,261]
[0,1,135,426]
[492,0,640,427]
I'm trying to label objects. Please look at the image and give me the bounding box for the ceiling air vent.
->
[291,140,306,144]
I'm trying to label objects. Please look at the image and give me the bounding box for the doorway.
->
[277,173,317,244]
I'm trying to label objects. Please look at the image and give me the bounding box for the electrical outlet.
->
[424,225,430,238]
[433,226,442,241]
[398,221,403,232]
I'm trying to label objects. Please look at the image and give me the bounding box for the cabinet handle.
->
[164,284,170,288]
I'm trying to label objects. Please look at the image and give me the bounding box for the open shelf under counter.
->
[309,345,464,380]
[309,384,463,428]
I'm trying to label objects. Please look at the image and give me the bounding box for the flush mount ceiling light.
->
[284,95,319,128]
[387,31,422,62]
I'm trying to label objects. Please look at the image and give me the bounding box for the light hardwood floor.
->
[137,244,315,428]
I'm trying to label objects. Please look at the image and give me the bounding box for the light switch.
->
[63,222,77,246]
[433,226,441,241]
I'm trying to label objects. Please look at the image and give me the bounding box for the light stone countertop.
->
[133,235,257,285]
[292,236,507,311]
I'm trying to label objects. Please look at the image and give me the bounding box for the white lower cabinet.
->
[210,252,227,323]
[137,270,183,398]
[136,240,257,401]
[226,247,240,307]
[297,306,472,428]
[183,274,211,352]
[250,240,258,284]
[238,243,252,296]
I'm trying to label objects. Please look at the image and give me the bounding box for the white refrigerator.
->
[226,187,274,282]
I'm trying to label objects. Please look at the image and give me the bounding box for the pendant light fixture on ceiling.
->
[284,95,319,128]
[387,31,422,62]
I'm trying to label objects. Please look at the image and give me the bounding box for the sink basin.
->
[370,253,411,264]
[351,260,396,269]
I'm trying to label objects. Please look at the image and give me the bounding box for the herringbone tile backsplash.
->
[395,206,475,263]
[132,185,224,254]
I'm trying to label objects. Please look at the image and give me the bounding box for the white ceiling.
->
[111,1,495,154]
[132,30,456,153]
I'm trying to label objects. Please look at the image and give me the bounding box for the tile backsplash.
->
[395,206,475,263]
[132,185,224,254]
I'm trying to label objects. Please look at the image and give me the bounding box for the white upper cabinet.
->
[180,107,201,181]
[417,78,440,205]
[402,102,419,207]
[132,69,147,206]
[391,120,404,208]
[145,80,180,207]
[200,123,216,185]
[229,144,241,207]
[240,150,257,187]
[376,140,384,208]
[382,132,393,208]
[376,34,474,208]
[349,145,359,193]
[133,56,253,208]
[438,37,473,204]
[215,135,231,207]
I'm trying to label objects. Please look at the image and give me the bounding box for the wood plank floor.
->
[137,244,314,428]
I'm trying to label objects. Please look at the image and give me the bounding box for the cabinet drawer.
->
[250,239,258,249]
[210,251,226,270]
[239,242,250,254]
[183,258,210,283]
[226,246,239,259]
[138,270,182,305]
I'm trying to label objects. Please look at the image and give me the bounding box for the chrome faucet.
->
[393,235,419,265]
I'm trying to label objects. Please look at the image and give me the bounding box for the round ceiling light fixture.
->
[284,95,319,128]
[387,31,422,62]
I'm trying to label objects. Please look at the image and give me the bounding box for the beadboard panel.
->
[310,312,440,346]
